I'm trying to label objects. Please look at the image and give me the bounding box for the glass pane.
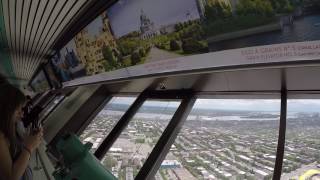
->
[158,99,280,180]
[79,97,136,152]
[102,100,181,179]
[39,94,65,122]
[281,100,320,180]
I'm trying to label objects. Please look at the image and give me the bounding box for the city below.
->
[80,104,320,180]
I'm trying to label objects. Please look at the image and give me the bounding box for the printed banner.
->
[29,70,51,92]
[51,0,320,84]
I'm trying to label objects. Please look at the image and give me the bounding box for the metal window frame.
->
[94,89,193,159]
[94,91,148,159]
[37,83,295,180]
[134,91,289,180]
[48,85,111,149]
[28,64,52,92]
[91,89,291,179]
[36,91,57,108]
[39,87,77,122]
[42,61,63,89]
[136,93,196,179]
[40,95,66,124]
[75,94,113,136]
[37,77,308,180]
[273,89,287,180]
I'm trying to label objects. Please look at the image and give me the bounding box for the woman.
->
[0,82,43,180]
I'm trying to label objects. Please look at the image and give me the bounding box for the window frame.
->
[77,89,315,179]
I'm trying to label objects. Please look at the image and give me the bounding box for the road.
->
[281,162,319,180]
[145,47,183,62]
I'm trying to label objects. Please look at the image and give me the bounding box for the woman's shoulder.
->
[0,132,9,146]
[0,131,4,138]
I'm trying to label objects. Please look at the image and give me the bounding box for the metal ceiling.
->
[0,0,88,82]
[71,63,320,99]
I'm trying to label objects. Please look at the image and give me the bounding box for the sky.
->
[106,0,200,37]
[86,16,104,37]
[110,97,320,113]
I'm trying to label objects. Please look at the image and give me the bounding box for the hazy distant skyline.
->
[110,97,320,113]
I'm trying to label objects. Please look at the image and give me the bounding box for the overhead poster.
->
[51,0,320,82]
[43,62,62,89]
[29,70,51,92]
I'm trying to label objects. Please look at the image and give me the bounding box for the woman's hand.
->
[23,127,43,152]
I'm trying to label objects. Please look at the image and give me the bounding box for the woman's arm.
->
[0,129,42,180]
[0,135,30,180]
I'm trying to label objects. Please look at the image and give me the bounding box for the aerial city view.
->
[80,98,320,180]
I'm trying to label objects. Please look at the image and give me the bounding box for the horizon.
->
[104,98,320,113]
[104,104,318,114]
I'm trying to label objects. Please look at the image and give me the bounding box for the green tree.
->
[236,0,275,16]
[205,1,232,21]
[182,38,208,54]
[118,40,136,55]
[117,37,146,56]
[138,48,146,57]
[102,45,117,69]
[270,0,294,13]
[131,51,141,65]
[256,0,274,16]
[156,43,166,49]
[183,21,188,28]
[283,1,294,13]
[170,40,181,51]
[174,23,182,32]
[221,2,232,17]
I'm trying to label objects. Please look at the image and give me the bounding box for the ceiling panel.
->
[16,0,22,76]
[2,0,17,77]
[0,0,89,81]
[30,0,67,73]
[28,0,85,78]
[22,0,39,78]
[25,0,49,78]
[18,0,27,78]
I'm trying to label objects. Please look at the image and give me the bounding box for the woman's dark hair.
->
[0,83,26,156]
[0,73,8,85]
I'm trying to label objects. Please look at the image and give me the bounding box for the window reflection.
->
[39,95,65,122]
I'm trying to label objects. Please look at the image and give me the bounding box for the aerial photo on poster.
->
[29,70,51,92]
[51,0,320,82]
[44,63,61,89]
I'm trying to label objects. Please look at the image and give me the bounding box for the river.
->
[208,14,320,51]
[101,110,300,121]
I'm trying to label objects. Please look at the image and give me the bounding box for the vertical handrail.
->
[273,89,287,180]
[94,92,147,160]
[135,93,196,179]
